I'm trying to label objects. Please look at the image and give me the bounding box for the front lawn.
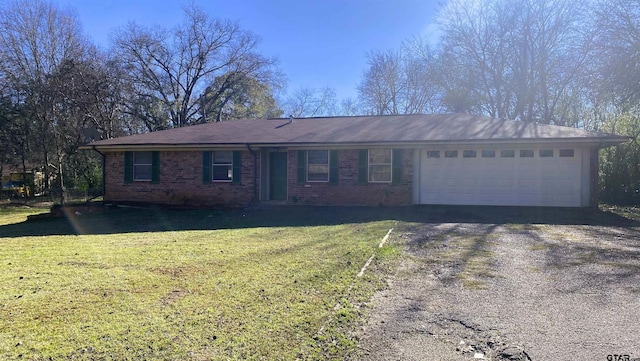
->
[0,205,399,360]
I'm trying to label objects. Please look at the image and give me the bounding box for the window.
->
[427,150,440,158]
[500,149,515,158]
[463,150,477,158]
[125,151,158,183]
[445,150,458,158]
[481,150,496,158]
[539,149,554,157]
[307,150,329,182]
[520,149,534,158]
[133,152,153,181]
[212,151,233,182]
[559,149,574,157]
[203,151,240,184]
[369,149,392,182]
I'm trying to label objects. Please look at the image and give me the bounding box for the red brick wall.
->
[104,150,258,207]
[104,148,414,207]
[286,149,414,206]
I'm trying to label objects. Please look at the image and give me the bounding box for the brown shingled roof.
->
[84,114,628,150]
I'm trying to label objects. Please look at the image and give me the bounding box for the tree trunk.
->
[58,150,65,205]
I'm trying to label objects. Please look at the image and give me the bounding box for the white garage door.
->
[418,147,585,207]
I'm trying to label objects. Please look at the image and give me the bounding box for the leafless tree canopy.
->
[358,38,442,115]
[0,0,95,203]
[435,0,593,125]
[283,87,338,118]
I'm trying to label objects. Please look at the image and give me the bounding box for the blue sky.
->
[54,0,441,100]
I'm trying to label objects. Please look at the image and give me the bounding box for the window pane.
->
[134,151,153,164]
[463,150,477,158]
[133,164,152,181]
[500,150,515,158]
[445,150,458,158]
[540,149,554,157]
[369,149,392,164]
[308,165,329,181]
[369,165,392,182]
[213,151,233,164]
[307,150,329,182]
[520,149,534,157]
[308,150,328,164]
[559,149,574,157]
[212,165,232,181]
[481,150,496,158]
[427,151,440,158]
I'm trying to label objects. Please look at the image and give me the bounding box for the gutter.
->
[80,136,630,152]
[91,145,106,202]
[246,143,258,207]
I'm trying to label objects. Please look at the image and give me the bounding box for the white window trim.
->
[368,149,393,183]
[133,151,152,181]
[307,150,330,182]
[212,151,233,183]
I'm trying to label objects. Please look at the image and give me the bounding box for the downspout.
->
[591,139,605,208]
[91,145,106,203]
[246,143,258,207]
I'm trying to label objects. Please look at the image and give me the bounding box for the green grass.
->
[0,205,398,360]
[0,204,48,225]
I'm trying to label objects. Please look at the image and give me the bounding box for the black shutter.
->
[329,150,339,185]
[232,151,241,184]
[358,149,368,184]
[297,150,307,184]
[392,149,402,185]
[124,151,133,183]
[202,151,211,184]
[151,151,160,184]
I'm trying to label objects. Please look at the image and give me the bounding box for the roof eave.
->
[80,136,628,152]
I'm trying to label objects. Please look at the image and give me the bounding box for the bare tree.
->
[594,0,640,106]
[0,0,92,203]
[339,97,362,116]
[437,0,592,124]
[358,38,443,115]
[113,3,280,130]
[358,50,401,115]
[592,0,640,204]
[283,87,338,117]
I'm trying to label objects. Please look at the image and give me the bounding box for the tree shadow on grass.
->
[0,204,637,237]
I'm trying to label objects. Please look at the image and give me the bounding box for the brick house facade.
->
[86,114,627,208]
[103,148,414,207]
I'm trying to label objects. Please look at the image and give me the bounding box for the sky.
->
[52,0,442,100]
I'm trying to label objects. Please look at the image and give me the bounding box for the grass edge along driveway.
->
[0,205,400,360]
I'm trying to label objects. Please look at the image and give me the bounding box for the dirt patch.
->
[355,220,640,360]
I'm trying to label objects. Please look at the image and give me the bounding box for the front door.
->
[269,152,287,201]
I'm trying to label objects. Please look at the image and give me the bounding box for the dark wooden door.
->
[269,152,287,201]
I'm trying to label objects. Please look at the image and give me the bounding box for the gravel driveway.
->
[355,208,640,360]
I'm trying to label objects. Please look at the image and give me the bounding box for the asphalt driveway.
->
[355,208,640,360]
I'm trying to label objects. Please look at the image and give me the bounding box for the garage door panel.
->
[419,148,583,207]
